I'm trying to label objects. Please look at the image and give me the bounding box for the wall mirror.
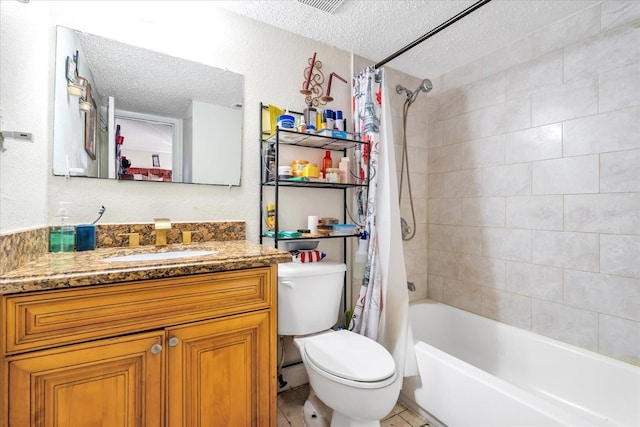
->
[52,26,244,186]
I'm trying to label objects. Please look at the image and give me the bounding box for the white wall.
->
[190,101,242,185]
[426,1,640,364]
[0,1,49,231]
[0,1,351,235]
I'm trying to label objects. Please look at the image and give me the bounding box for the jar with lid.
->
[326,168,340,183]
[291,159,309,177]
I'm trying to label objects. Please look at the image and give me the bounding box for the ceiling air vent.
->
[296,0,344,14]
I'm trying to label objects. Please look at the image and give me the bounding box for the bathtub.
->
[400,300,640,427]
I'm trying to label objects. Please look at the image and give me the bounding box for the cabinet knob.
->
[168,337,179,347]
[150,343,163,355]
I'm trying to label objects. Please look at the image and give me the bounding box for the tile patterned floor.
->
[277,384,431,427]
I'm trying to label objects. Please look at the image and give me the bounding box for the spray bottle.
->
[353,231,368,280]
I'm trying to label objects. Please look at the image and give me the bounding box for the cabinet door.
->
[166,311,275,427]
[7,331,164,427]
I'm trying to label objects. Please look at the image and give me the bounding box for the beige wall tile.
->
[600,234,640,278]
[428,144,460,174]
[461,254,506,289]
[506,50,563,97]
[599,314,640,364]
[482,287,532,329]
[531,77,598,126]
[532,230,599,272]
[600,149,640,193]
[482,227,532,262]
[564,269,640,321]
[564,25,640,82]
[462,197,506,227]
[532,299,598,351]
[482,163,532,196]
[565,193,640,234]
[505,261,563,302]
[442,277,482,314]
[506,195,563,230]
[532,155,599,195]
[429,224,482,255]
[428,198,462,225]
[460,134,505,170]
[532,4,601,57]
[599,63,640,113]
[601,0,640,31]
[563,107,640,156]
[505,123,562,163]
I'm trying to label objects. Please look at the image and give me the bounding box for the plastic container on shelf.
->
[331,224,357,236]
[302,163,319,178]
[339,157,350,184]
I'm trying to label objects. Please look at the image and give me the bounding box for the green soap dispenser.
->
[49,202,76,252]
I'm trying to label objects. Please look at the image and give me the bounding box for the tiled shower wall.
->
[426,1,639,364]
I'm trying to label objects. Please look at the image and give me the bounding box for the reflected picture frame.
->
[84,83,97,160]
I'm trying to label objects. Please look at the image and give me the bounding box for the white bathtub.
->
[400,300,640,427]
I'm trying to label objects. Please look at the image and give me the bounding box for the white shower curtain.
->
[351,66,417,377]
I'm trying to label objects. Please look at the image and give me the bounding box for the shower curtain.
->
[351,66,416,377]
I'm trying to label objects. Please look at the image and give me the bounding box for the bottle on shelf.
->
[263,141,276,182]
[321,151,333,178]
[303,105,316,130]
[265,204,276,230]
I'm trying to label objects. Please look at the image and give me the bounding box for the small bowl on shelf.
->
[282,240,319,251]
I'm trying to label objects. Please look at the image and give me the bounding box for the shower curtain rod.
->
[374,0,493,69]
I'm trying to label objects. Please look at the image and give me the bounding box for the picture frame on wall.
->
[152,154,160,168]
[84,83,97,160]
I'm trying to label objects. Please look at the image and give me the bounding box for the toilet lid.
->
[304,330,396,382]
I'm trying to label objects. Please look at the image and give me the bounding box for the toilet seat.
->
[303,330,396,383]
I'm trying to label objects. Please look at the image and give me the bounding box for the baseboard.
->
[278,363,309,392]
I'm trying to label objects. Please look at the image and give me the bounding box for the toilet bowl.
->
[277,262,401,426]
[294,330,401,427]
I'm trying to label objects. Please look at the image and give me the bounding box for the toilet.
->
[278,261,401,427]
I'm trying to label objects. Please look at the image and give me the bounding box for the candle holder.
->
[321,72,347,102]
[300,52,325,106]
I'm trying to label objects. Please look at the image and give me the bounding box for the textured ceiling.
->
[76,31,243,119]
[214,0,598,78]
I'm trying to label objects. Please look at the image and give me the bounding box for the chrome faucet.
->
[154,218,171,246]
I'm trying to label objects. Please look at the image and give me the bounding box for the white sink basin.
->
[103,250,217,262]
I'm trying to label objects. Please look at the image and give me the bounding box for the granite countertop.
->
[0,241,292,295]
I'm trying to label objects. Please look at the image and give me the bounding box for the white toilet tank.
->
[277,261,347,336]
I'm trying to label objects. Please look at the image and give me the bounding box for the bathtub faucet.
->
[407,281,416,291]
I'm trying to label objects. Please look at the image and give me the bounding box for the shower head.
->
[408,79,432,104]
[396,78,433,105]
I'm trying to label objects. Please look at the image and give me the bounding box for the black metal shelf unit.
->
[258,102,368,248]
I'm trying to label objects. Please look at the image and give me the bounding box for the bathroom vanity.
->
[0,240,291,426]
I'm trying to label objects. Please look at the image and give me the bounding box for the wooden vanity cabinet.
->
[1,266,278,427]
